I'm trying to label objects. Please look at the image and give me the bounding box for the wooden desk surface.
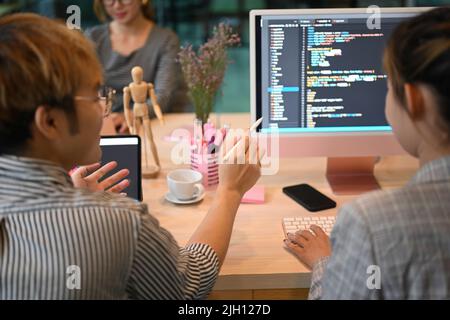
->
[142,113,419,290]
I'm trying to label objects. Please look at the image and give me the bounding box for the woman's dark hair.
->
[384,6,450,127]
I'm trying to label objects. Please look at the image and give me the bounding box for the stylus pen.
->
[223,117,263,162]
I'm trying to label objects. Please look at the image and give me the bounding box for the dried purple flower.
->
[178,23,241,124]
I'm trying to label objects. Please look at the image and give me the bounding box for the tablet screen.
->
[100,136,142,201]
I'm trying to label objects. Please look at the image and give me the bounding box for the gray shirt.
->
[309,155,450,300]
[85,24,189,115]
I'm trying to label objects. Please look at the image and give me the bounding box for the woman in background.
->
[86,0,189,133]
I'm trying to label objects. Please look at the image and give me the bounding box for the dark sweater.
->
[85,24,190,115]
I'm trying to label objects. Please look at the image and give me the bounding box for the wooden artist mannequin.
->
[124,66,164,179]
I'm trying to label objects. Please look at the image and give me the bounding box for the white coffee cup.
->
[167,169,205,201]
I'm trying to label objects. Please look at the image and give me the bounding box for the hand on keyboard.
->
[284,224,332,270]
[282,215,335,237]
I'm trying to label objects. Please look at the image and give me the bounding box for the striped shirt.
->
[309,155,450,300]
[0,155,219,300]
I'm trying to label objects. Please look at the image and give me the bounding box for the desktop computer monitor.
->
[250,7,430,194]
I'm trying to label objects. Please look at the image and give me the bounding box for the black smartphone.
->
[283,184,336,212]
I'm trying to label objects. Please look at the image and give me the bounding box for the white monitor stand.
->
[266,132,406,195]
[326,156,380,195]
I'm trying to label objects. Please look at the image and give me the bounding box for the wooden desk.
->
[142,113,419,298]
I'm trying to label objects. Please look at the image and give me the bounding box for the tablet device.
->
[100,135,142,201]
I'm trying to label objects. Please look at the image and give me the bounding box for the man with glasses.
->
[0,14,260,300]
[75,85,116,118]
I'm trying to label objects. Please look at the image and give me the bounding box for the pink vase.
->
[190,152,219,187]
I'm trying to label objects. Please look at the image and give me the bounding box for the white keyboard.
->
[282,216,336,236]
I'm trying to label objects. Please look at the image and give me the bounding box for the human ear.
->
[403,83,425,121]
[34,106,66,140]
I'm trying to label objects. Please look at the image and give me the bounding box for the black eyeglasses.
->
[74,86,116,118]
[103,0,134,6]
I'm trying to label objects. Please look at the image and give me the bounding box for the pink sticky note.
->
[241,186,265,204]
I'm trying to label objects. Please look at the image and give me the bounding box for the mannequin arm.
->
[149,83,164,125]
[123,87,134,131]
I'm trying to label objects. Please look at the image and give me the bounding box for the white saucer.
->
[165,191,205,205]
